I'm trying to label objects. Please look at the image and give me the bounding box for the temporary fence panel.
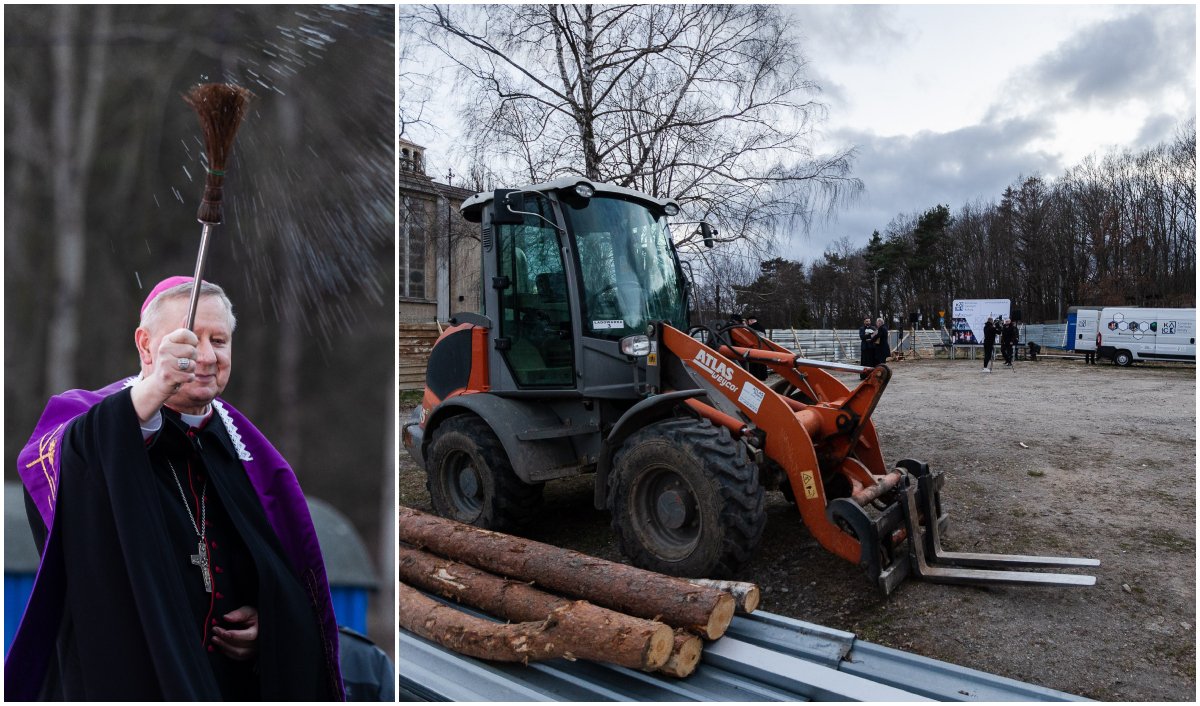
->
[1023,324,1068,349]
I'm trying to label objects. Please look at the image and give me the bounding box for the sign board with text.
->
[951,299,1010,345]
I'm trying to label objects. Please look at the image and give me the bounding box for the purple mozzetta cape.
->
[6,377,344,699]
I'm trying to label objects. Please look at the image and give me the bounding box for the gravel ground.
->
[399,355,1196,700]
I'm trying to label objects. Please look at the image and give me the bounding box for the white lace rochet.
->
[124,375,254,461]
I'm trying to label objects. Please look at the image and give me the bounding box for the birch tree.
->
[413,3,861,251]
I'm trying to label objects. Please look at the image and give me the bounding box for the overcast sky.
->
[786,4,1195,262]
[404,4,1196,264]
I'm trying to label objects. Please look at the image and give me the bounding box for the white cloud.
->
[787,4,1195,265]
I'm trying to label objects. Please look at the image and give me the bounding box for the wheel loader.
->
[401,178,1098,593]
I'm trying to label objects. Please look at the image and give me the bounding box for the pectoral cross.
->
[190,542,213,593]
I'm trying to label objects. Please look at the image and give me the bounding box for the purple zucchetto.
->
[140,276,198,315]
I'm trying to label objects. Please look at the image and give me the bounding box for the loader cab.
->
[462,179,690,397]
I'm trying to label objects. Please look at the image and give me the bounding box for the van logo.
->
[1107,312,1156,340]
[692,349,738,392]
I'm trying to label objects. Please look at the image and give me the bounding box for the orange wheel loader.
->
[401,178,1098,592]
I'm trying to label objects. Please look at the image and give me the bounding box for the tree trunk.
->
[660,629,704,678]
[687,578,760,614]
[45,5,110,396]
[399,507,736,639]
[401,582,583,664]
[399,545,673,670]
[274,96,304,461]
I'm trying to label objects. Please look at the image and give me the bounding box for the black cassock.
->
[23,389,338,700]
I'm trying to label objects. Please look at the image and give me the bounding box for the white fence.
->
[764,324,1072,362]
[765,329,905,362]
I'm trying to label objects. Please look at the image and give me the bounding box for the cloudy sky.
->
[404,4,1196,263]
[786,4,1195,262]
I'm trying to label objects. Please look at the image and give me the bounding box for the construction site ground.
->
[399,356,1196,701]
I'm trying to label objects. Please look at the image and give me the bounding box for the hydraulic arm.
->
[653,321,1098,595]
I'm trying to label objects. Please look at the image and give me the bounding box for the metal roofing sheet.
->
[399,607,1089,702]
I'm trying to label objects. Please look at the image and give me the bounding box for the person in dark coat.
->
[8,277,343,701]
[338,626,394,701]
[982,317,997,372]
[1001,317,1018,367]
[872,317,890,363]
[858,317,875,367]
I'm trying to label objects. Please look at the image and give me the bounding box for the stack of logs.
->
[399,507,761,678]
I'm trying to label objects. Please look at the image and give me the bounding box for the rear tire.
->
[426,415,543,531]
[1114,350,1133,367]
[608,418,765,578]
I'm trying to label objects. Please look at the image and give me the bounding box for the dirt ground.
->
[399,355,1196,700]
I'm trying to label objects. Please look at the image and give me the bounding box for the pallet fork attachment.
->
[831,462,1098,594]
[900,467,1099,588]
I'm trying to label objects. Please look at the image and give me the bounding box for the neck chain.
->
[167,459,213,593]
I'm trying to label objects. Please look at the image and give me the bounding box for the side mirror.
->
[491,189,525,225]
[700,222,717,248]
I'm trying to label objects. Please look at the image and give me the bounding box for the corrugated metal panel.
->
[398,607,1088,702]
[726,612,1086,702]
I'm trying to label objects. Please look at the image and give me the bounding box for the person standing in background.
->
[982,316,997,372]
[1001,317,1018,367]
[872,317,890,364]
[859,317,874,367]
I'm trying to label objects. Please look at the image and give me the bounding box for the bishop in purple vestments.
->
[6,277,344,700]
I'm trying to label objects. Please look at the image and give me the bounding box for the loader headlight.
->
[574,182,596,198]
[620,335,651,357]
[663,202,680,217]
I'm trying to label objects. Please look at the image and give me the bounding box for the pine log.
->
[659,629,704,679]
[399,506,736,639]
[687,578,761,614]
[400,582,572,664]
[398,545,673,670]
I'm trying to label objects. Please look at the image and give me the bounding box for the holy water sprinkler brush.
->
[181,82,253,329]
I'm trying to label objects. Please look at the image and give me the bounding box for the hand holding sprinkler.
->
[181,83,252,329]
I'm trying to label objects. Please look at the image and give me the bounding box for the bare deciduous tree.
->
[412,3,861,252]
[399,27,431,139]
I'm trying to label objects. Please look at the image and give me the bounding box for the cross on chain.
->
[190,542,213,593]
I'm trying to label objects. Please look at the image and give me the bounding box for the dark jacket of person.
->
[858,322,875,366]
[873,323,890,361]
[1001,321,1018,345]
[338,626,394,701]
[983,320,997,348]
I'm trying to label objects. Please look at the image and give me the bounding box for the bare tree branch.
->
[414,3,863,251]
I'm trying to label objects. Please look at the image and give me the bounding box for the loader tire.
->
[426,414,543,531]
[608,417,766,578]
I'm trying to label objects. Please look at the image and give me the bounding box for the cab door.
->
[494,196,576,388]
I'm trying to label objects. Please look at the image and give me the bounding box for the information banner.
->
[951,299,1010,344]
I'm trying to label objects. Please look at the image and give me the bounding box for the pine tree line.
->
[692,123,1196,328]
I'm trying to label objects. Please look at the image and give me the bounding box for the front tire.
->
[426,415,543,531]
[608,418,766,577]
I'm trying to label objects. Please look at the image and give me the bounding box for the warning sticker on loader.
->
[592,320,625,330]
[800,470,819,500]
[737,382,766,413]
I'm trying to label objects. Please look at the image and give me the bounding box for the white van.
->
[1096,307,1196,366]
[1068,307,1101,353]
